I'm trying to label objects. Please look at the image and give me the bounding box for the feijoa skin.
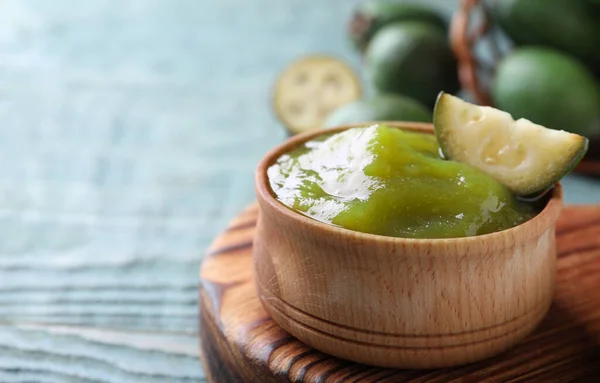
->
[487,0,600,67]
[492,48,600,138]
[365,21,459,108]
[325,93,431,127]
[349,0,447,53]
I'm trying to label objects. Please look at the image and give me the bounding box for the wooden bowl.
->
[253,122,563,369]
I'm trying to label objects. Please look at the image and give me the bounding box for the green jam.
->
[267,125,539,238]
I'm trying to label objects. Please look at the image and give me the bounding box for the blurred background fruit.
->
[271,0,600,173]
[273,55,362,135]
[349,1,447,53]
[486,0,600,69]
[325,93,431,127]
[492,48,600,138]
[365,21,459,108]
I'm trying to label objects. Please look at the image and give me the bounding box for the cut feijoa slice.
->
[273,55,362,135]
[433,92,588,195]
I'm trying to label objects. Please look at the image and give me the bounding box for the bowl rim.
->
[255,121,563,244]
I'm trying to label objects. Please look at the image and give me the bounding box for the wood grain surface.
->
[200,204,600,382]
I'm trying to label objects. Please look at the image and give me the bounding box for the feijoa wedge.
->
[433,92,588,195]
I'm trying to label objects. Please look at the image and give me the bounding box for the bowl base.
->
[199,203,600,382]
[256,282,551,369]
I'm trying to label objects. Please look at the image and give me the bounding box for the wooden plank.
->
[200,205,600,382]
[0,322,205,383]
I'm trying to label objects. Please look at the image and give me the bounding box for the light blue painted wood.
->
[0,324,204,382]
[0,0,597,380]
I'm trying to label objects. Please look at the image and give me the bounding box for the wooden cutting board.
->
[199,204,600,383]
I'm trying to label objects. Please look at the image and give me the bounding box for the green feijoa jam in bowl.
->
[267,123,540,239]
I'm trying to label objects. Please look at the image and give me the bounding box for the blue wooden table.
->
[0,0,598,381]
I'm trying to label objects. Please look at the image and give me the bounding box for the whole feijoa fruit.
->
[487,0,600,68]
[348,0,447,53]
[492,47,600,138]
[325,93,431,127]
[364,21,459,108]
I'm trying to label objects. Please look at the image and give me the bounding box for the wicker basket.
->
[449,0,600,175]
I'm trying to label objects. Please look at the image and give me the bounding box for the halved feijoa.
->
[433,92,588,195]
[273,55,362,135]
